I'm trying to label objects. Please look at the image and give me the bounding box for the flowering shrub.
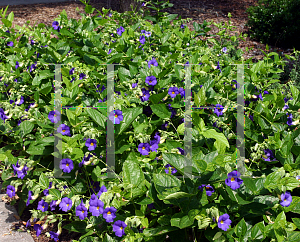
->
[1,0,300,241]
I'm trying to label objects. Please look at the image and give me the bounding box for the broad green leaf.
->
[19,121,34,137]
[202,129,229,148]
[39,173,49,189]
[290,85,299,101]
[60,28,74,38]
[7,11,14,23]
[150,104,171,119]
[292,218,300,230]
[200,187,208,206]
[153,173,181,195]
[171,213,194,229]
[149,90,168,104]
[264,171,282,190]
[164,192,193,200]
[85,108,106,129]
[49,189,61,200]
[251,222,265,240]
[177,123,185,135]
[123,160,144,186]
[117,107,143,135]
[274,211,286,230]
[194,88,206,107]
[235,218,247,238]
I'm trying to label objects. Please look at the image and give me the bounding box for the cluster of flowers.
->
[196,170,296,231]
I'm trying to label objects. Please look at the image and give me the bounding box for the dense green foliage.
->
[246,0,300,50]
[1,0,300,241]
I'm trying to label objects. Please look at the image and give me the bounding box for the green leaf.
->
[164,192,193,200]
[171,213,194,229]
[60,28,74,38]
[194,88,206,107]
[149,90,168,104]
[202,129,229,148]
[264,171,281,190]
[103,233,114,242]
[19,121,34,137]
[143,226,178,237]
[287,231,300,241]
[85,108,106,129]
[72,181,88,194]
[1,18,12,28]
[117,107,143,135]
[162,153,185,173]
[153,173,181,195]
[280,177,299,190]
[177,123,185,135]
[251,222,265,240]
[242,177,265,195]
[292,218,300,230]
[63,221,88,233]
[7,11,14,23]
[39,173,49,189]
[49,189,61,200]
[235,218,247,238]
[150,104,171,119]
[274,211,286,230]
[200,187,208,206]
[123,160,144,186]
[290,85,299,101]
[193,159,207,172]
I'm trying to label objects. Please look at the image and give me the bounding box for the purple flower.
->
[49,231,59,241]
[6,185,15,198]
[76,199,88,220]
[79,73,86,80]
[225,170,243,190]
[108,49,112,54]
[148,203,155,209]
[161,121,170,130]
[262,149,276,161]
[34,224,43,237]
[212,122,223,132]
[145,31,151,37]
[90,181,100,193]
[178,87,185,98]
[139,35,146,44]
[37,199,49,212]
[180,24,185,29]
[249,114,254,122]
[15,96,24,105]
[59,197,72,212]
[198,184,215,196]
[109,109,123,124]
[85,138,97,151]
[113,220,127,237]
[108,13,112,17]
[216,61,221,72]
[283,104,289,111]
[7,41,14,47]
[97,185,108,198]
[140,88,150,102]
[168,86,179,98]
[177,147,185,155]
[57,124,71,136]
[149,140,158,152]
[222,47,227,53]
[132,82,138,88]
[69,67,75,75]
[103,207,117,222]
[31,40,35,45]
[15,61,19,69]
[50,200,57,211]
[52,21,60,31]
[117,26,125,36]
[280,191,292,207]
[214,104,224,117]
[26,219,31,228]
[287,113,294,126]
[148,57,158,68]
[138,143,150,156]
[48,110,61,123]
[231,80,240,90]
[218,214,232,231]
[89,198,104,216]
[165,164,177,174]
[60,158,74,173]
[26,190,33,206]
[145,76,157,86]
[153,132,161,144]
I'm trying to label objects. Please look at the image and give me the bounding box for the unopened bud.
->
[42,223,48,230]
[78,83,83,88]
[56,199,61,206]
[32,103,38,108]
[252,95,257,99]
[244,159,249,163]
[75,96,80,100]
[292,120,299,125]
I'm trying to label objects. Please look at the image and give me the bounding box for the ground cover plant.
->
[1,0,300,241]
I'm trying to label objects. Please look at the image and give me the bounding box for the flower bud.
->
[42,223,48,230]
[292,120,299,125]
[56,199,61,206]
[78,83,83,88]
[32,103,38,108]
